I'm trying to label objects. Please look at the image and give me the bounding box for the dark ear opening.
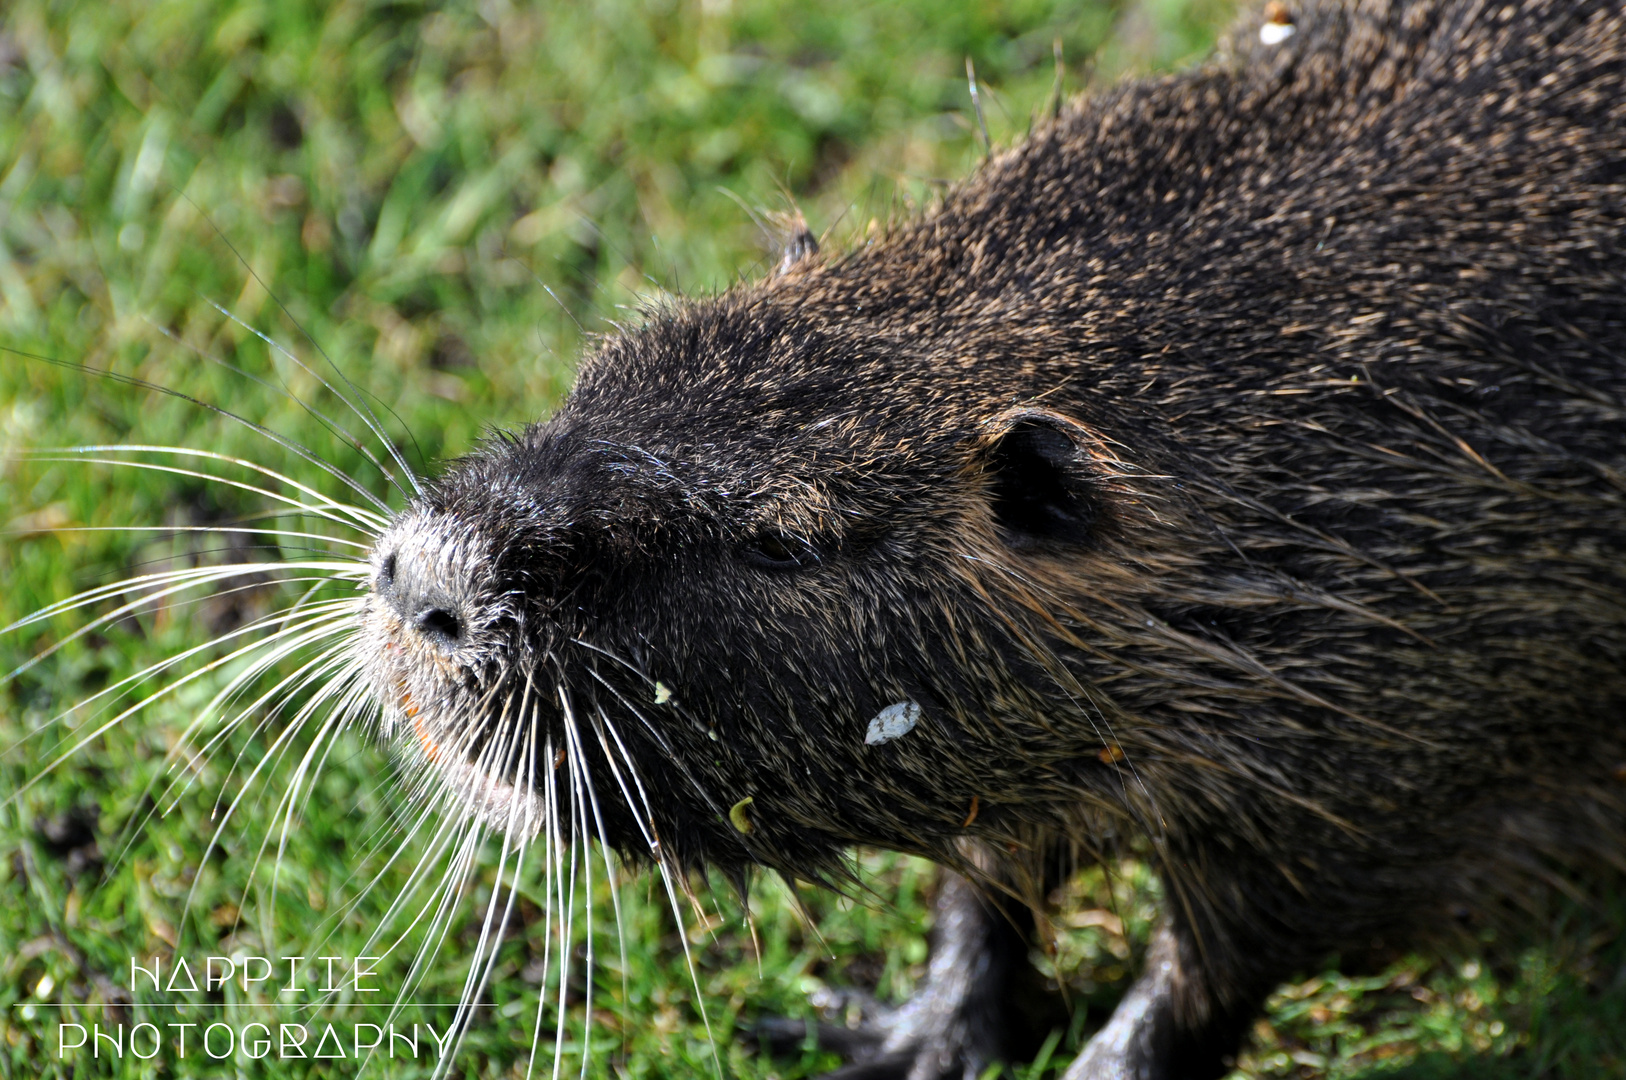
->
[985,415,1097,547]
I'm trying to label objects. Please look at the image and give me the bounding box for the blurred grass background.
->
[0,0,1622,1076]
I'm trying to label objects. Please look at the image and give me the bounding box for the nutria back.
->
[359,0,1626,1074]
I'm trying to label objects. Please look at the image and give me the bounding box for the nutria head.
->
[356,270,1169,887]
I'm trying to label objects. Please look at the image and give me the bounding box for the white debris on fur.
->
[865,700,921,745]
[1260,20,1296,45]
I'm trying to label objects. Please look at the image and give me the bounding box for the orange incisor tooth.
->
[411,710,440,762]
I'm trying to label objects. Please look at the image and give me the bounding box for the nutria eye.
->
[742,531,819,570]
[377,551,397,589]
[416,606,464,647]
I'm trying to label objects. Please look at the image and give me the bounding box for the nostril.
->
[416,606,463,646]
[373,535,469,648]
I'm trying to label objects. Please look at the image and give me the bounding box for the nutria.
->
[355,0,1626,1076]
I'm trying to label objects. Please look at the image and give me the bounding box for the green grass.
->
[1,0,1622,1077]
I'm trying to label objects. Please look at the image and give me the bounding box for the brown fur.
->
[361,0,1626,1073]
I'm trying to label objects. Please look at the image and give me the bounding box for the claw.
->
[750,1015,886,1060]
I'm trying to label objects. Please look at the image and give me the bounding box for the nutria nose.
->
[375,548,467,652]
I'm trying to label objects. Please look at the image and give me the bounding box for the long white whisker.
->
[174,652,366,949]
[9,340,401,515]
[546,723,573,1080]
[101,634,364,891]
[560,687,602,1080]
[4,582,356,742]
[356,678,535,1051]
[54,603,361,860]
[341,784,477,1021]
[144,314,409,508]
[4,559,361,654]
[440,681,538,1077]
[578,662,729,826]
[26,442,391,528]
[573,695,632,1071]
[592,705,722,1080]
[19,524,375,551]
[8,601,361,803]
[201,297,424,499]
[193,638,365,813]
[22,451,386,534]
[19,588,359,726]
[156,621,363,819]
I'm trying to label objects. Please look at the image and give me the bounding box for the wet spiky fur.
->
[361,0,1626,1072]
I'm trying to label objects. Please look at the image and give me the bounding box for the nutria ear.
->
[777,223,818,274]
[980,408,1098,548]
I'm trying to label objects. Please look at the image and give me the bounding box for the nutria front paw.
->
[753,983,1007,1080]
[755,870,1064,1080]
